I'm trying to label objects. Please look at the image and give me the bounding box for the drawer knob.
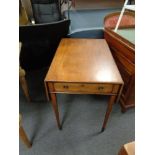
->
[98,86,104,90]
[63,85,69,89]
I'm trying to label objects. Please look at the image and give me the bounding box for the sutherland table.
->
[44,38,124,132]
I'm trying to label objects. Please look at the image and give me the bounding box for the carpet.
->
[19,68,135,155]
[64,8,121,33]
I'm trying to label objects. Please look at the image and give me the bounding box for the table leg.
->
[19,126,32,148]
[50,93,62,130]
[101,95,116,132]
[19,76,31,102]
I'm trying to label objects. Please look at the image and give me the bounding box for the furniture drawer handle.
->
[98,86,104,90]
[63,85,69,89]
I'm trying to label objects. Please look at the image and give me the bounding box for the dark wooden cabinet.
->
[104,28,135,112]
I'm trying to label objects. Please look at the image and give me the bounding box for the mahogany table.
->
[44,38,123,132]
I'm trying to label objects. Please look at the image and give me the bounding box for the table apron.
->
[47,82,121,94]
[48,91,119,95]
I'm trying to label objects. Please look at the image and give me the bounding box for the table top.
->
[45,38,123,84]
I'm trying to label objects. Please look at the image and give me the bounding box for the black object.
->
[19,20,70,70]
[101,127,105,132]
[19,0,70,71]
[31,0,62,24]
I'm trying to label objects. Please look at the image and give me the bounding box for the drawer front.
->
[48,83,120,94]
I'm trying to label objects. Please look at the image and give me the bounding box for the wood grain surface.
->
[45,38,123,84]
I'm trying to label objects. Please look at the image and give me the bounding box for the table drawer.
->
[48,83,119,94]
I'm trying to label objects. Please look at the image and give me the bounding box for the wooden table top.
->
[45,38,123,84]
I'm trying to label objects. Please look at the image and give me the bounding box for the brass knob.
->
[98,86,104,90]
[63,85,69,89]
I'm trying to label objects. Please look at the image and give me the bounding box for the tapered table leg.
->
[101,95,116,132]
[19,126,32,148]
[19,67,31,102]
[50,93,62,130]
[19,114,32,148]
[20,76,31,102]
